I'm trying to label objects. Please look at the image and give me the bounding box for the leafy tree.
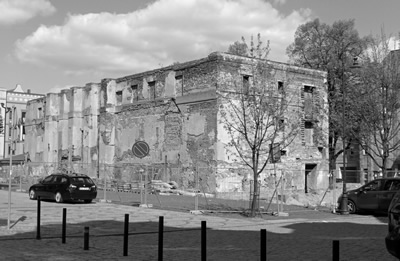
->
[221,35,301,216]
[286,19,371,175]
[350,33,400,177]
[227,38,248,57]
[227,33,270,59]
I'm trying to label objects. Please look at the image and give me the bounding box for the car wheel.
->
[29,189,37,200]
[347,200,356,214]
[84,199,92,203]
[55,192,64,203]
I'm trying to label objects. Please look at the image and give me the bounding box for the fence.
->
[1,161,382,213]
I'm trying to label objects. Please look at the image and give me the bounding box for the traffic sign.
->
[132,141,150,158]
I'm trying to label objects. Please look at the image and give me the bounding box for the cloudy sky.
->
[0,0,399,94]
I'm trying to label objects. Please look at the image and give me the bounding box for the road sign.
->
[132,141,150,158]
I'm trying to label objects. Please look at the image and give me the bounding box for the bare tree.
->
[350,33,400,177]
[220,37,302,216]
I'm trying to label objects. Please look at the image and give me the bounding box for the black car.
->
[337,178,400,214]
[28,173,97,203]
[386,190,400,258]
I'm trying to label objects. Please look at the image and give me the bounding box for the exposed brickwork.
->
[25,52,328,195]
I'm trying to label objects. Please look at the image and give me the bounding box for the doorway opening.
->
[305,164,317,193]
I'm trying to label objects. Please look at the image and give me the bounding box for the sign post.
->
[132,141,152,208]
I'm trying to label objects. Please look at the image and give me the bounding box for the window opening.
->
[269,143,281,163]
[278,81,284,93]
[175,75,183,96]
[243,75,250,95]
[116,91,123,104]
[304,121,314,145]
[131,85,138,102]
[148,81,156,100]
[37,107,43,118]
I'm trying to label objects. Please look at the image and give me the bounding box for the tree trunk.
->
[382,155,388,178]
[250,168,259,217]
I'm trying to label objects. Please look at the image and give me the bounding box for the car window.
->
[386,180,400,191]
[42,176,54,184]
[70,177,94,186]
[366,180,381,191]
[61,177,68,184]
[54,176,63,183]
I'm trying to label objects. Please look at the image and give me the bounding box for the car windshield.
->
[70,177,94,186]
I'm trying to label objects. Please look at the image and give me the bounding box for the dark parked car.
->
[337,178,400,214]
[385,190,400,259]
[28,173,97,203]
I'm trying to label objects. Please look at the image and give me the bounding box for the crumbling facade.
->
[0,84,44,159]
[25,52,328,194]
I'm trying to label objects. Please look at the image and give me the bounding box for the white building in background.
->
[0,84,44,159]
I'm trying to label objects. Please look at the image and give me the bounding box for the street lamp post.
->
[340,84,349,215]
[1,103,14,228]
[339,60,349,215]
[339,58,360,215]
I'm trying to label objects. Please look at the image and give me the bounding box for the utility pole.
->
[339,59,349,215]
[1,103,14,229]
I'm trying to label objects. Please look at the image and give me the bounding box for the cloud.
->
[272,0,287,5]
[15,0,312,78]
[0,0,55,25]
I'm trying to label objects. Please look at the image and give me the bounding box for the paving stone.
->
[0,190,397,261]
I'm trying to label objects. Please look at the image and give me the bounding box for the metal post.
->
[103,169,107,202]
[62,208,66,243]
[6,106,14,230]
[123,214,129,256]
[144,168,148,206]
[140,171,143,204]
[275,175,280,215]
[7,148,12,229]
[158,216,164,261]
[280,175,284,212]
[84,227,89,250]
[332,170,337,214]
[201,221,206,261]
[164,155,167,181]
[195,194,199,211]
[340,66,349,215]
[332,240,339,261]
[36,196,41,240]
[195,165,199,211]
[260,229,266,261]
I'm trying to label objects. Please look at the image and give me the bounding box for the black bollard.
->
[123,214,129,256]
[84,227,89,250]
[62,208,67,244]
[158,216,164,261]
[201,221,206,261]
[332,240,339,261]
[260,229,266,261]
[36,196,41,240]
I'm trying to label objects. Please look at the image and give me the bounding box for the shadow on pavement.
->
[0,214,396,260]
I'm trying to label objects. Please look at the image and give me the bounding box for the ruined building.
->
[0,84,44,159]
[25,52,328,194]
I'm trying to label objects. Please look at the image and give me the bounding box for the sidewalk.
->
[0,190,395,261]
